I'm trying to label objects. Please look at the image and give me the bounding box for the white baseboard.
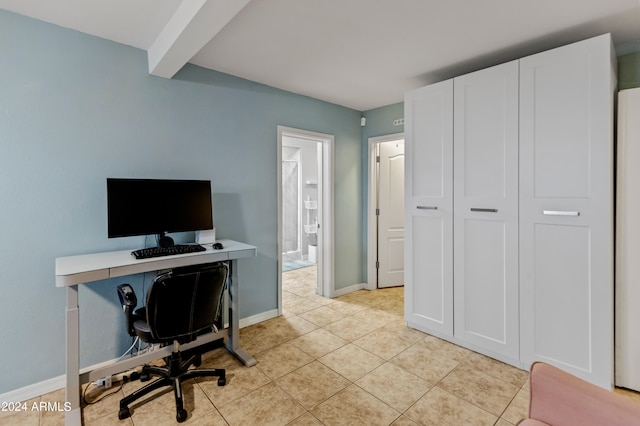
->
[331,282,365,298]
[0,309,281,403]
[0,375,65,404]
[239,309,279,328]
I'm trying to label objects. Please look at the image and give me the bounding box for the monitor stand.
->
[157,232,174,248]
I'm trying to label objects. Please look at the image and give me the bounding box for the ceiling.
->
[2,0,640,111]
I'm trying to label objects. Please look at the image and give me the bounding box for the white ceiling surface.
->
[2,0,640,111]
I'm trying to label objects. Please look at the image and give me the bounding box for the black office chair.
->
[116,262,228,423]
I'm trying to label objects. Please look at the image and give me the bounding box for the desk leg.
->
[65,285,82,425]
[225,259,256,366]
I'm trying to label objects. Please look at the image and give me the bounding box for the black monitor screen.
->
[107,178,213,239]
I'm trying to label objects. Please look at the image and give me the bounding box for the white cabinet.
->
[405,34,615,387]
[519,34,615,389]
[404,80,454,337]
[453,60,520,361]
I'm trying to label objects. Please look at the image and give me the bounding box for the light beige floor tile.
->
[355,363,431,412]
[286,412,325,425]
[376,298,405,317]
[185,408,229,426]
[241,316,318,354]
[0,397,40,426]
[495,419,515,426]
[127,379,214,425]
[39,388,69,426]
[353,326,423,360]
[81,383,126,423]
[390,340,459,386]
[326,298,370,315]
[197,360,271,407]
[310,384,400,426]
[298,305,346,327]
[269,316,319,341]
[285,284,319,298]
[284,296,323,315]
[337,289,394,307]
[352,307,399,328]
[323,315,383,342]
[421,335,473,362]
[319,343,385,381]
[391,415,420,425]
[218,382,306,426]
[615,387,640,404]
[404,386,497,426]
[289,328,348,358]
[464,352,528,388]
[255,342,315,379]
[501,388,529,425]
[304,292,337,306]
[86,411,133,426]
[437,363,520,417]
[276,361,350,409]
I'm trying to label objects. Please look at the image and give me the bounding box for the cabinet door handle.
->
[543,210,580,216]
[417,206,438,210]
[470,208,498,213]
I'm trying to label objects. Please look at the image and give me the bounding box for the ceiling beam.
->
[147,0,251,78]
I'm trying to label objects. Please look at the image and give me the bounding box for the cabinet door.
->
[404,80,454,337]
[453,61,519,360]
[519,34,614,388]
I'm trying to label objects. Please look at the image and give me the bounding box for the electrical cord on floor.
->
[82,381,124,405]
[82,372,141,405]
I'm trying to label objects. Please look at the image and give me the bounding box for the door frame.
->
[277,126,335,313]
[366,132,404,290]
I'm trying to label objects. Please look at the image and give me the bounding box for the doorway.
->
[277,126,334,313]
[367,133,405,290]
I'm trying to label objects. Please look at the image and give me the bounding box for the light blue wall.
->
[0,9,363,393]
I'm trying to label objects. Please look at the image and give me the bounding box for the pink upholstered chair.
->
[518,362,640,425]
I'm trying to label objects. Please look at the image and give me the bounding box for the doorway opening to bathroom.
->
[277,126,334,314]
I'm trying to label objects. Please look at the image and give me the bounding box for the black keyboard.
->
[131,244,206,259]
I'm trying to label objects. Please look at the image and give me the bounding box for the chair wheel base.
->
[118,407,131,420]
[177,409,188,423]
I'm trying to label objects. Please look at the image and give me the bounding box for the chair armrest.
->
[528,362,640,426]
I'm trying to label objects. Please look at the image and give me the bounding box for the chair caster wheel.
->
[218,377,226,386]
[118,407,131,420]
[193,354,202,367]
[177,409,188,423]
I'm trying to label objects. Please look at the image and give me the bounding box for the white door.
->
[404,80,454,337]
[519,34,614,388]
[377,140,404,288]
[453,61,519,360]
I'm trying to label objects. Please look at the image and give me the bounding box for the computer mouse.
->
[213,242,224,250]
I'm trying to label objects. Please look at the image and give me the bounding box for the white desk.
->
[55,239,257,426]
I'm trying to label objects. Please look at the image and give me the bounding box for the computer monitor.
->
[107,178,213,248]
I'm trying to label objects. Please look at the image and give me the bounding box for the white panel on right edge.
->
[519,34,615,389]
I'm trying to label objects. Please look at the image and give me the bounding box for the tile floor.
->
[5,264,640,425]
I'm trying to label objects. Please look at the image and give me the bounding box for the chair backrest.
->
[145,262,228,343]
